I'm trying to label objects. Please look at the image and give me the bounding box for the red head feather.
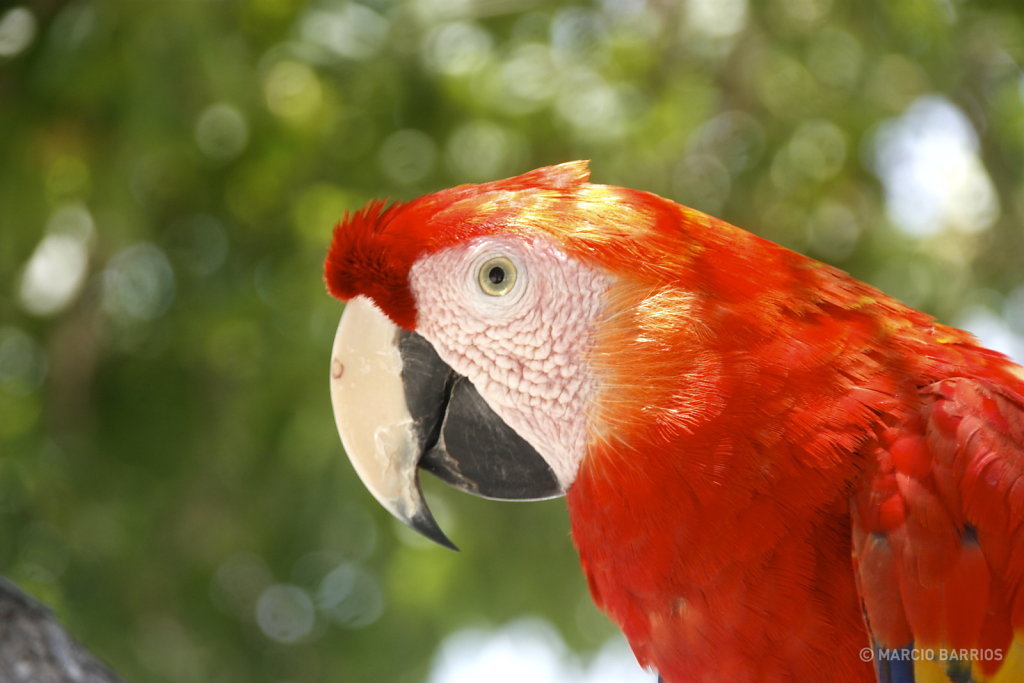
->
[324,161,593,329]
[325,159,810,330]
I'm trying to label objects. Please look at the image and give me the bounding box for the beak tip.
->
[409,509,460,552]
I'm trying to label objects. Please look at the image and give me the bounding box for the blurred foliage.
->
[1,0,1023,681]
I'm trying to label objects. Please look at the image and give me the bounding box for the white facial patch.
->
[408,236,611,488]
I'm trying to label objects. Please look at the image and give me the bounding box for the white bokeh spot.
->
[873,96,999,238]
[18,203,95,317]
[428,618,656,683]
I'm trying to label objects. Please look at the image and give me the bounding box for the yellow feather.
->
[976,636,1024,683]
[909,637,1024,682]
[913,658,954,683]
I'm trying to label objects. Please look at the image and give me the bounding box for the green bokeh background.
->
[1,1,1023,681]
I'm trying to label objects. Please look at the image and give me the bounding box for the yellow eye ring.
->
[478,256,517,296]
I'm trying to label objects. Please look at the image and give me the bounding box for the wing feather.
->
[853,378,1024,682]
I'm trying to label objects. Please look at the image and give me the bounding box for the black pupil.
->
[487,266,506,286]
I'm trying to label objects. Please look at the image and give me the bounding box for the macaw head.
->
[324,161,753,547]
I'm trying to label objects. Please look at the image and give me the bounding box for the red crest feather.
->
[323,161,591,329]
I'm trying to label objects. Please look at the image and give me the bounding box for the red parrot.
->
[324,161,1024,682]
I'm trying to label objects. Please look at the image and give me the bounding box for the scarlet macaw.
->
[324,161,1024,682]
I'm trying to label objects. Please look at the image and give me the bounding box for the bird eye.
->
[478,256,517,297]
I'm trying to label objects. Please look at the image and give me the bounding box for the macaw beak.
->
[329,296,563,550]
